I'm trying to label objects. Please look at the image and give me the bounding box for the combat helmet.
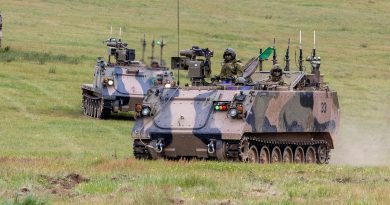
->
[270,64,283,81]
[223,48,236,60]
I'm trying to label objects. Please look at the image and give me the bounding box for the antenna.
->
[259,48,263,71]
[299,30,303,71]
[151,35,155,61]
[110,25,113,38]
[272,38,277,65]
[284,38,290,71]
[119,27,122,38]
[313,30,316,57]
[159,37,166,66]
[176,0,180,86]
[141,34,146,63]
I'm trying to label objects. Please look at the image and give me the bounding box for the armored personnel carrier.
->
[132,37,340,164]
[82,37,174,119]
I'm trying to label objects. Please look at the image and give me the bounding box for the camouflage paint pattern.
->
[132,71,339,158]
[82,61,174,116]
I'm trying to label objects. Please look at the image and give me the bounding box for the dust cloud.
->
[331,117,390,166]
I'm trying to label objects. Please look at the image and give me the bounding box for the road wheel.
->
[271,146,282,163]
[283,146,293,163]
[294,146,305,163]
[305,146,316,163]
[247,145,259,163]
[259,145,270,164]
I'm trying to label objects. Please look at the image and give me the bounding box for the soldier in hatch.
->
[268,64,286,85]
[219,48,243,81]
[150,60,159,69]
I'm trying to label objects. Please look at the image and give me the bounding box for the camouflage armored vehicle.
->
[82,37,174,119]
[132,36,340,164]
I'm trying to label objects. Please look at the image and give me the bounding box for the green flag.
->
[259,47,274,60]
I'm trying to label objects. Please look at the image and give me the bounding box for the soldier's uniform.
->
[219,48,243,80]
[268,64,286,85]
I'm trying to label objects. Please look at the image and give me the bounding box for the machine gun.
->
[105,37,135,66]
[171,46,214,86]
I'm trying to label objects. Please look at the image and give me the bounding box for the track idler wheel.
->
[317,144,329,164]
[216,140,227,161]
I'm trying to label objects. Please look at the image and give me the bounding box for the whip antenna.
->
[299,30,303,71]
[176,0,180,85]
[313,30,316,57]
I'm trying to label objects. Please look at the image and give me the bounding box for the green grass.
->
[0,47,86,65]
[0,0,389,204]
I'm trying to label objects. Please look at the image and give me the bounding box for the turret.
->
[171,46,213,86]
[105,37,135,66]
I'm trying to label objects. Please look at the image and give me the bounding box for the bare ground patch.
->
[37,173,89,196]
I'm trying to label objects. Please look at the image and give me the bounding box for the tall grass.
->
[1,195,48,205]
[0,47,85,65]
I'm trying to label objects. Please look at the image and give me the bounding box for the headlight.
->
[164,83,171,88]
[228,108,238,118]
[108,79,114,86]
[141,107,151,116]
[135,104,142,113]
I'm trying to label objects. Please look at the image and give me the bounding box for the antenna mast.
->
[141,34,146,63]
[177,0,180,85]
[313,30,316,57]
[151,35,155,61]
[159,37,165,66]
[284,38,290,71]
[299,30,303,71]
[272,38,277,65]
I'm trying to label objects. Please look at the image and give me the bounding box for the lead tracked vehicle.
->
[132,36,340,164]
[82,37,174,119]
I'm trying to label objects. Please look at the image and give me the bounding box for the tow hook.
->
[207,141,215,154]
[155,139,164,153]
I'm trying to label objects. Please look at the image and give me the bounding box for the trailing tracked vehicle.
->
[132,34,340,164]
[82,36,174,119]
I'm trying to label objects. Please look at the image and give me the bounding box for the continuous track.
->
[82,93,111,119]
[133,135,331,164]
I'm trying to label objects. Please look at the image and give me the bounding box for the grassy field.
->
[0,0,389,204]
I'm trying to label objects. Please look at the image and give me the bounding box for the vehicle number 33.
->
[321,102,327,113]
